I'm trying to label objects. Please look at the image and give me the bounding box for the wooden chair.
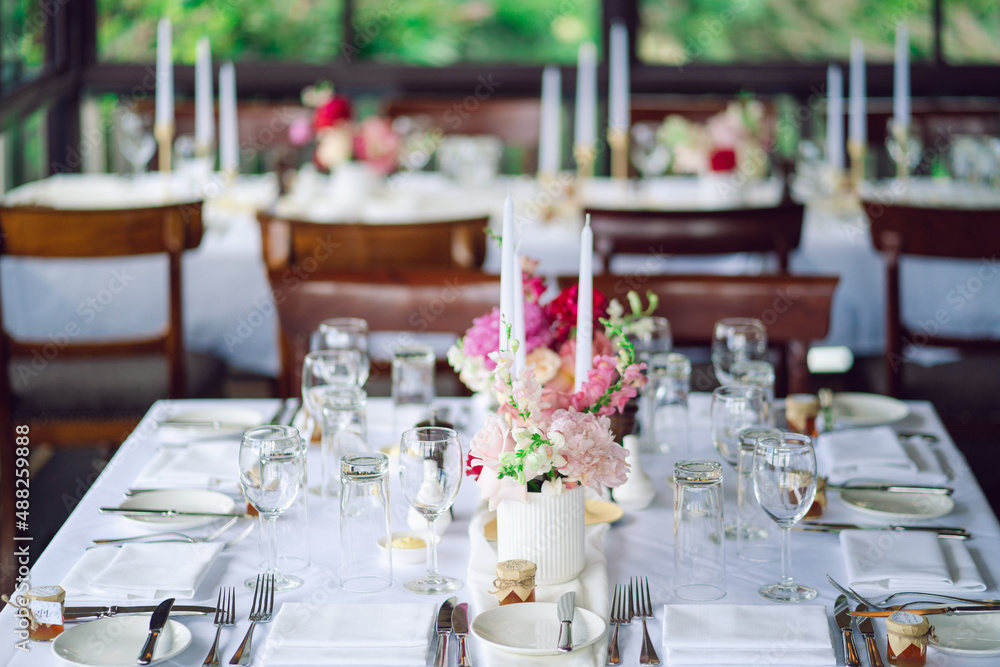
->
[559,273,839,395]
[584,202,805,274]
[0,201,210,596]
[863,201,1000,397]
[258,212,489,273]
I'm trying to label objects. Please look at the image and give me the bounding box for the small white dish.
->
[839,488,955,520]
[116,489,237,529]
[833,393,910,427]
[159,406,264,435]
[377,530,439,564]
[52,616,191,666]
[931,610,1000,656]
[471,602,606,655]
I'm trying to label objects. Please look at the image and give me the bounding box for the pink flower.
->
[468,413,516,473]
[288,116,313,146]
[462,308,501,370]
[354,116,401,176]
[549,410,629,492]
[477,467,528,510]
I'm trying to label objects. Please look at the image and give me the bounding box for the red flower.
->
[544,284,609,347]
[710,148,737,172]
[466,451,483,479]
[313,96,352,130]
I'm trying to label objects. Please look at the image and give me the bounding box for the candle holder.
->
[607,128,628,181]
[847,140,866,193]
[887,121,920,188]
[154,123,174,173]
[573,143,596,180]
[194,141,214,160]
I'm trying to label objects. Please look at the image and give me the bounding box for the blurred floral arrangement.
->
[289,82,401,175]
[450,261,650,508]
[656,95,771,178]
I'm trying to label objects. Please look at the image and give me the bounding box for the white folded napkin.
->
[662,604,836,665]
[466,508,610,667]
[261,602,435,666]
[132,441,240,489]
[840,529,987,595]
[818,426,948,485]
[62,543,222,599]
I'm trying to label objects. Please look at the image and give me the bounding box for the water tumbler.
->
[392,344,435,437]
[673,459,726,601]
[736,426,783,562]
[340,453,392,593]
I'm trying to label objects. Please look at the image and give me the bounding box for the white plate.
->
[931,610,1000,656]
[116,489,237,529]
[839,488,955,520]
[471,602,606,655]
[160,406,264,434]
[53,616,191,666]
[833,393,910,427]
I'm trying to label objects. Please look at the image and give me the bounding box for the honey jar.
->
[804,476,827,519]
[15,585,66,641]
[491,559,536,605]
[886,611,933,666]
[785,394,820,437]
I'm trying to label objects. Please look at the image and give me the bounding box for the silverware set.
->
[607,577,660,665]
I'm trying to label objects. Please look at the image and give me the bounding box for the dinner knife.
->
[154,420,257,430]
[452,602,471,667]
[835,595,862,667]
[827,483,954,495]
[433,596,456,667]
[850,605,1000,617]
[795,523,970,539]
[853,605,884,667]
[557,591,575,653]
[137,597,174,665]
[100,507,254,519]
[65,605,214,621]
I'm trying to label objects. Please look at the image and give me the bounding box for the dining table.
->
[2,393,998,666]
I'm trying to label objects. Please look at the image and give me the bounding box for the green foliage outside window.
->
[2,0,47,88]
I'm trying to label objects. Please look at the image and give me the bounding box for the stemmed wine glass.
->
[312,318,370,388]
[398,426,463,594]
[711,384,768,537]
[630,122,671,179]
[711,318,767,385]
[752,432,818,603]
[114,108,157,176]
[885,119,923,179]
[238,425,306,592]
[301,349,360,419]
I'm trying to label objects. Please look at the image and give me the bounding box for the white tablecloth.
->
[1,395,998,666]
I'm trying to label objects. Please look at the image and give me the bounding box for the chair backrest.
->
[584,202,805,274]
[558,273,839,394]
[863,200,1000,396]
[258,212,489,274]
[264,267,501,398]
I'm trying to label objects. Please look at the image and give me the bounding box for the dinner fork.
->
[93,517,241,545]
[202,587,236,666]
[229,573,275,666]
[827,575,1000,610]
[632,577,660,665]
[607,584,629,665]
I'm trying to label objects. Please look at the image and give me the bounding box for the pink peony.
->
[462,308,501,370]
[468,412,516,473]
[549,410,629,492]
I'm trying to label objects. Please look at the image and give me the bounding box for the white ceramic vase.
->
[496,484,586,585]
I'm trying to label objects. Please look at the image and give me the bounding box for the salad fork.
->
[229,573,275,665]
[632,577,660,665]
[607,584,629,665]
[827,575,1000,610]
[202,587,236,667]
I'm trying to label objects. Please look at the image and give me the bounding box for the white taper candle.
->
[608,22,630,133]
[893,23,910,128]
[499,194,516,355]
[155,18,173,128]
[826,65,844,171]
[538,66,562,175]
[574,215,593,393]
[574,43,597,149]
[849,39,866,145]
[218,62,239,174]
[194,37,214,150]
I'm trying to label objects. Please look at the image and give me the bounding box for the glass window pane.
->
[638,0,933,65]
[98,0,344,63]
[943,0,1000,63]
[2,0,47,89]
[352,0,600,65]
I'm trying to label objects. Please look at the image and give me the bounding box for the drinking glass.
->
[340,453,393,593]
[711,318,767,385]
[885,119,923,177]
[301,349,360,422]
[646,351,690,456]
[736,426,783,562]
[312,318,370,387]
[673,460,726,601]
[392,344,435,437]
[711,385,768,469]
[398,426,463,594]
[730,360,776,426]
[630,122,671,179]
[239,425,306,592]
[625,317,673,451]
[114,108,156,176]
[752,432,818,603]
[319,387,368,499]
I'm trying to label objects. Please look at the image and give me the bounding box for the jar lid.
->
[26,586,65,602]
[886,611,931,636]
[495,559,536,580]
[341,453,388,478]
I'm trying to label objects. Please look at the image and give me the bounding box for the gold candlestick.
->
[573,143,596,181]
[847,140,866,193]
[607,128,628,181]
[892,122,910,187]
[155,123,174,173]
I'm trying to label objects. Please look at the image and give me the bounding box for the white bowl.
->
[377,530,439,564]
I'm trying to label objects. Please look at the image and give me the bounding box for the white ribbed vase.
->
[496,484,586,585]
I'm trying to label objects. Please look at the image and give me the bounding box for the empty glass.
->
[673,460,726,601]
[711,385,768,469]
[312,318,370,388]
[340,453,392,593]
[736,426,783,562]
[730,360,776,426]
[114,108,156,175]
[630,122,671,179]
[319,387,368,500]
[885,119,923,177]
[239,425,306,592]
[398,426,463,595]
[646,352,690,456]
[627,317,673,451]
[752,432,818,603]
[392,344,435,437]
[711,318,767,385]
[302,349,360,429]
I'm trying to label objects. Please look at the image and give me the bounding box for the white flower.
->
[526,347,561,385]
[540,478,564,497]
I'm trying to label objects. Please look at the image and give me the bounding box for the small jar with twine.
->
[886,611,934,666]
[490,559,536,605]
[3,585,66,641]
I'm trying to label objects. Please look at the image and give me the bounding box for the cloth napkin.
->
[61,543,222,599]
[466,507,610,667]
[817,426,948,485]
[132,441,240,489]
[840,529,987,595]
[661,604,836,665]
[261,602,436,666]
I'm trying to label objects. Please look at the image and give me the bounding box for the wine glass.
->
[392,115,436,172]
[398,426,463,594]
[885,119,923,178]
[238,425,306,592]
[114,108,156,176]
[630,122,671,179]
[301,349,361,420]
[752,432,818,603]
[711,318,767,385]
[312,318,370,388]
